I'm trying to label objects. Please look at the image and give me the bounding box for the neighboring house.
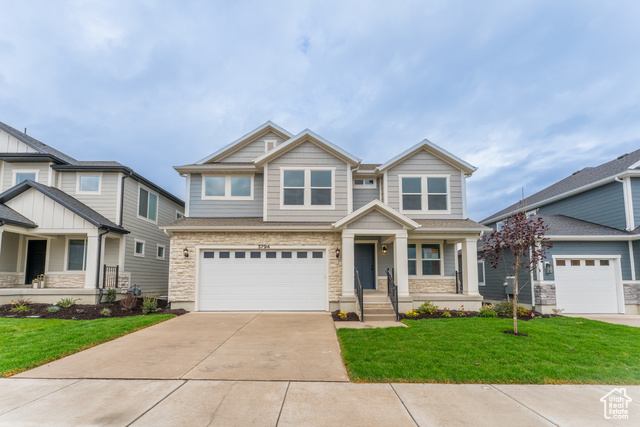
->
[0,121,184,304]
[479,149,640,315]
[162,121,489,313]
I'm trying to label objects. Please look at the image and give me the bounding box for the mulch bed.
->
[0,298,187,320]
[331,310,360,321]
[502,330,530,337]
[400,310,554,321]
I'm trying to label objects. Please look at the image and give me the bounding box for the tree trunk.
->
[513,260,519,334]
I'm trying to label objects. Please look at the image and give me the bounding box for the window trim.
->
[134,239,146,258]
[354,178,377,188]
[13,169,39,186]
[407,241,444,278]
[176,211,184,219]
[64,238,88,272]
[156,244,165,260]
[478,259,486,286]
[264,139,277,152]
[137,185,159,224]
[279,167,336,210]
[399,174,451,214]
[201,175,254,201]
[76,173,102,195]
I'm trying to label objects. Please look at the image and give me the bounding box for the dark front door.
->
[25,240,47,285]
[354,243,376,289]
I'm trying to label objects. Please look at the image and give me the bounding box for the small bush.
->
[142,296,160,314]
[100,308,112,316]
[456,305,467,317]
[478,307,498,318]
[120,294,137,310]
[494,300,513,317]
[10,300,30,312]
[404,309,419,318]
[552,308,565,314]
[47,305,61,313]
[105,289,117,304]
[442,311,452,318]
[57,298,80,308]
[517,305,531,317]
[417,300,438,315]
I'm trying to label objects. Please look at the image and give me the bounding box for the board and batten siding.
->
[122,178,182,294]
[537,182,626,230]
[631,177,640,228]
[347,210,403,230]
[47,236,66,272]
[266,140,349,222]
[0,129,39,154]
[1,162,52,192]
[543,241,632,281]
[386,150,464,219]
[58,172,120,223]
[189,173,263,217]
[0,231,20,272]
[353,186,380,210]
[478,249,532,302]
[220,131,288,163]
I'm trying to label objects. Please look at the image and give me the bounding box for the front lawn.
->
[0,315,174,377]
[337,317,640,384]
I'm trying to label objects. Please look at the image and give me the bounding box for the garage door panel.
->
[554,258,619,314]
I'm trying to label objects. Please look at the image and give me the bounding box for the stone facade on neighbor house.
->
[534,283,557,306]
[624,283,638,305]
[409,278,456,294]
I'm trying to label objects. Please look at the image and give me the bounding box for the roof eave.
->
[378,139,477,175]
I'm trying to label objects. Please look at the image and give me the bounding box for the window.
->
[408,244,417,275]
[14,171,37,185]
[219,251,230,258]
[67,239,88,271]
[235,252,246,258]
[176,211,184,219]
[138,187,158,222]
[570,260,580,266]
[478,260,485,285]
[556,259,566,266]
[297,252,308,258]
[134,240,145,257]
[203,176,253,200]
[266,252,277,258]
[77,174,101,193]
[354,178,376,188]
[282,251,292,258]
[585,259,595,266]
[203,252,214,259]
[600,260,610,266]
[312,251,324,259]
[400,175,449,212]
[250,252,261,258]
[282,168,334,208]
[157,245,165,260]
[408,243,442,276]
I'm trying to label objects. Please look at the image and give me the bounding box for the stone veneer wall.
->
[377,278,387,294]
[45,273,86,288]
[0,273,25,288]
[118,272,131,290]
[409,279,456,293]
[534,283,556,305]
[169,231,342,303]
[624,283,638,305]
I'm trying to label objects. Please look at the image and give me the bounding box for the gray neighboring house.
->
[0,121,184,304]
[163,121,490,313]
[479,149,640,315]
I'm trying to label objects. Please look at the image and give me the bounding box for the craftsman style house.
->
[163,121,489,314]
[0,121,184,304]
[480,149,640,315]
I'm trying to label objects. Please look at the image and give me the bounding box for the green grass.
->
[336,317,640,384]
[0,315,174,377]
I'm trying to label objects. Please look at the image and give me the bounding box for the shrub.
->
[100,308,112,316]
[142,296,160,314]
[10,300,30,312]
[120,294,137,310]
[517,305,531,317]
[417,300,438,315]
[442,311,452,318]
[478,307,498,318]
[456,305,467,317]
[46,305,60,313]
[57,298,80,308]
[494,300,513,317]
[404,309,419,318]
[105,289,117,304]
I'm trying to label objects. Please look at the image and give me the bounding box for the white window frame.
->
[202,175,254,201]
[176,211,184,219]
[134,239,146,258]
[496,221,505,231]
[137,185,159,224]
[76,173,102,195]
[64,237,88,271]
[354,178,377,188]
[264,139,277,152]
[478,259,486,286]
[13,169,39,186]
[399,174,451,214]
[407,241,444,278]
[280,167,336,210]
[156,244,165,260]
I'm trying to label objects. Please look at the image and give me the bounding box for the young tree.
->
[482,207,551,334]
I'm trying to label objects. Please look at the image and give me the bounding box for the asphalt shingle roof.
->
[0,204,37,228]
[542,215,631,236]
[0,121,78,164]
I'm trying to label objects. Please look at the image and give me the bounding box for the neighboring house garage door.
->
[554,257,621,314]
[198,249,327,311]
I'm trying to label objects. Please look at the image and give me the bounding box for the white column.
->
[0,230,3,261]
[84,229,99,289]
[461,237,479,296]
[394,231,409,296]
[341,233,355,296]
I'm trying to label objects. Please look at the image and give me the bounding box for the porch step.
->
[364,313,398,321]
[364,307,397,315]
[362,294,390,303]
[363,302,393,309]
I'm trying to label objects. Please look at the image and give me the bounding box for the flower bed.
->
[331,310,360,321]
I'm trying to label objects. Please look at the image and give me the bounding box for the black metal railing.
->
[455,270,463,294]
[354,268,364,322]
[386,267,399,322]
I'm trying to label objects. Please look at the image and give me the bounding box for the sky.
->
[1,0,639,221]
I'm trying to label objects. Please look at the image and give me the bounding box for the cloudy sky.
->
[1,0,639,221]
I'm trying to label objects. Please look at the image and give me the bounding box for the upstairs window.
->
[138,186,158,222]
[203,176,253,200]
[77,174,101,193]
[400,175,449,213]
[67,239,88,271]
[282,168,334,208]
[14,171,37,185]
[354,178,376,188]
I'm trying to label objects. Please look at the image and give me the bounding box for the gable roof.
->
[197,121,294,164]
[0,204,37,228]
[377,139,477,175]
[0,120,78,164]
[0,181,129,233]
[254,129,361,166]
[332,199,420,229]
[482,148,640,224]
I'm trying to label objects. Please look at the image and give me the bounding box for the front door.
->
[354,243,376,289]
[25,240,47,285]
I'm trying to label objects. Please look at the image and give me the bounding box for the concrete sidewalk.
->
[0,379,637,426]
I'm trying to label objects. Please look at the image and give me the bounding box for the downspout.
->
[95,229,110,289]
[119,170,133,227]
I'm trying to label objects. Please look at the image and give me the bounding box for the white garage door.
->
[554,258,620,314]
[198,249,327,311]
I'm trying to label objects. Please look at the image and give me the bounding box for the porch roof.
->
[0,204,37,228]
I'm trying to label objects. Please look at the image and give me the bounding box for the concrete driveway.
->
[14,312,349,382]
[564,314,640,327]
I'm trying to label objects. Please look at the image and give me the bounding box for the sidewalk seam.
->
[125,380,187,427]
[490,385,560,426]
[275,381,291,426]
[0,379,81,417]
[389,384,419,427]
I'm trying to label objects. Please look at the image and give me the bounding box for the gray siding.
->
[0,231,19,272]
[353,185,380,210]
[189,173,263,217]
[266,140,349,222]
[347,211,403,230]
[386,150,464,219]
[634,240,640,280]
[104,237,120,266]
[537,182,626,230]
[222,131,287,163]
[47,236,66,272]
[632,177,640,227]
[479,249,532,303]
[122,178,182,294]
[1,162,52,192]
[444,243,455,276]
[58,171,120,222]
[543,241,632,281]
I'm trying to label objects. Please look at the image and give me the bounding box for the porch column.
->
[394,231,409,296]
[341,232,355,297]
[461,237,479,296]
[0,230,3,261]
[84,229,99,289]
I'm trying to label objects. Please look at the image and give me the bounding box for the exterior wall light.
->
[335,248,340,259]
[183,247,189,258]
[544,262,553,275]
[382,245,388,255]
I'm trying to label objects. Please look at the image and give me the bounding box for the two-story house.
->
[163,121,489,314]
[479,149,640,315]
[0,120,184,304]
